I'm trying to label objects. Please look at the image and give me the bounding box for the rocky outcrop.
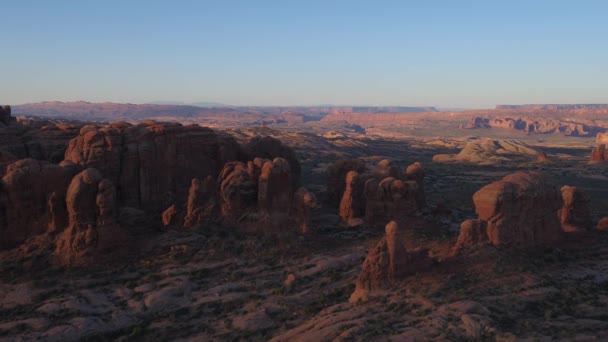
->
[258,158,293,216]
[293,187,317,235]
[451,219,489,254]
[218,161,259,222]
[162,205,181,228]
[559,186,592,232]
[0,159,79,248]
[433,139,538,165]
[326,158,367,206]
[54,168,128,266]
[596,133,608,145]
[455,171,563,248]
[405,162,426,208]
[591,144,608,162]
[463,115,601,137]
[597,217,608,231]
[373,159,400,179]
[64,121,245,212]
[339,171,365,226]
[183,176,218,228]
[244,136,301,182]
[364,177,421,227]
[350,221,432,302]
[535,151,549,163]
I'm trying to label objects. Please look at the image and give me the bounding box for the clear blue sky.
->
[1,0,607,108]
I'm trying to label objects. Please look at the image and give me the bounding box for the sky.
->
[1,0,607,108]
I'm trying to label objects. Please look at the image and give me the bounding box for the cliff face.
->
[496,104,608,110]
[462,116,604,137]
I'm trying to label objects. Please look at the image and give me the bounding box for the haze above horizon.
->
[1,1,607,108]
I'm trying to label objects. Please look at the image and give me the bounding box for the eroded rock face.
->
[468,171,563,246]
[374,159,400,179]
[339,171,365,226]
[64,121,245,212]
[350,221,432,302]
[364,177,421,227]
[183,176,218,228]
[244,136,301,182]
[405,162,426,208]
[258,158,293,215]
[596,132,608,145]
[218,161,260,222]
[451,219,489,254]
[55,168,128,266]
[0,159,78,249]
[326,158,367,205]
[559,186,592,232]
[464,115,599,137]
[591,144,608,162]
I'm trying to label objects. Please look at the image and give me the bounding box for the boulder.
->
[464,171,563,247]
[350,221,432,302]
[559,185,592,232]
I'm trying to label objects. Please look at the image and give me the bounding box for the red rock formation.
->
[591,144,608,162]
[54,168,128,266]
[219,161,258,222]
[451,219,489,254]
[64,121,245,212]
[293,187,317,235]
[326,158,367,206]
[363,176,421,227]
[559,186,592,232]
[373,159,400,179]
[350,221,432,302]
[459,171,563,247]
[596,133,608,145]
[597,217,608,231]
[0,159,79,249]
[405,162,426,208]
[535,151,549,163]
[339,171,365,226]
[244,136,301,181]
[183,176,218,228]
[258,158,293,215]
[161,204,182,228]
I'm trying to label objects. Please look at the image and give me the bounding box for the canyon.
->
[1,102,608,340]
